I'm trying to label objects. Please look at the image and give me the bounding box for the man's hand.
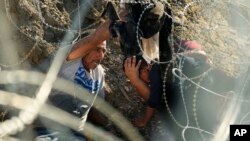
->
[124,56,141,81]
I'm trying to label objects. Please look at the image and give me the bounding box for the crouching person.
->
[35,27,110,141]
[123,55,163,128]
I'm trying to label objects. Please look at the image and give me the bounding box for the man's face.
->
[83,41,107,70]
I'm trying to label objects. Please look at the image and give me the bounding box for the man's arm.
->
[124,56,150,101]
[66,20,111,61]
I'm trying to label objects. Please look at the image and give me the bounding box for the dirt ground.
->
[1,0,249,75]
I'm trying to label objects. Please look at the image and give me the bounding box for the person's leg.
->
[132,106,154,128]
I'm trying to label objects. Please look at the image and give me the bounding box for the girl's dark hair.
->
[122,55,148,73]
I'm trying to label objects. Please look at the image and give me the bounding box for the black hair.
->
[122,55,148,73]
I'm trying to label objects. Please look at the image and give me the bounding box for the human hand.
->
[124,56,141,81]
